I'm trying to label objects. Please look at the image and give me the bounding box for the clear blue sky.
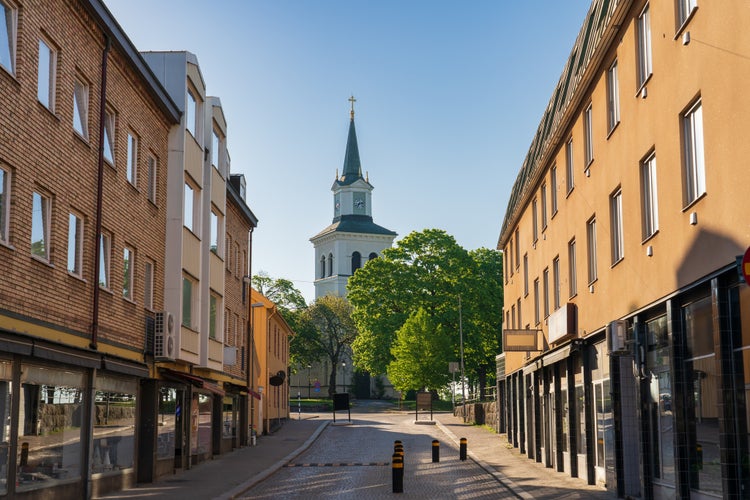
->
[105,0,591,303]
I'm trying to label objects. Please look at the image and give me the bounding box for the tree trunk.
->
[328,358,338,398]
[478,365,487,401]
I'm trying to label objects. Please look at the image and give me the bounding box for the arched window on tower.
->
[351,252,361,274]
[328,253,334,277]
[369,252,378,261]
[320,255,326,279]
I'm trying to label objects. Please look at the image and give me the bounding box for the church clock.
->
[353,192,366,215]
[334,193,341,217]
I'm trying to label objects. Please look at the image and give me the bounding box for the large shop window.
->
[157,387,179,460]
[222,396,238,439]
[0,360,12,496]
[190,393,212,457]
[17,365,84,493]
[683,296,720,496]
[92,375,137,476]
[646,314,674,485]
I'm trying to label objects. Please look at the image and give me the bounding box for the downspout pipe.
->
[91,35,111,350]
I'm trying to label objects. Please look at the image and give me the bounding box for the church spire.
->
[339,95,363,185]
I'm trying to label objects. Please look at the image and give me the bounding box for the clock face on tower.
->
[334,193,341,216]
[353,192,366,214]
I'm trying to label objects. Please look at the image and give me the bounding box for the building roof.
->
[336,118,364,186]
[311,215,397,241]
[497,0,622,248]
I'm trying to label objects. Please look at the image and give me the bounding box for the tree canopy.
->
[347,229,503,395]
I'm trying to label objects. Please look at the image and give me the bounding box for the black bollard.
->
[459,437,467,461]
[432,439,440,463]
[394,444,404,466]
[392,453,404,493]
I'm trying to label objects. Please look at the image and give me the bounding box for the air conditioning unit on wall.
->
[154,311,176,360]
[606,320,629,355]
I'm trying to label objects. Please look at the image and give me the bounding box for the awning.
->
[160,369,225,396]
[542,344,572,366]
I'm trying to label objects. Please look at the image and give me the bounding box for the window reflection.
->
[92,375,137,475]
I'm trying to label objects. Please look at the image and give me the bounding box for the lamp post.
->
[459,295,466,422]
[307,364,312,398]
[247,298,264,445]
[342,361,347,394]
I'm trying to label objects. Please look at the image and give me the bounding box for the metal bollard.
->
[432,440,440,462]
[459,437,467,461]
[392,453,404,493]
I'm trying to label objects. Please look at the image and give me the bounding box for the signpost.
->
[415,391,433,422]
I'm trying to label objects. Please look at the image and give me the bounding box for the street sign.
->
[743,246,750,284]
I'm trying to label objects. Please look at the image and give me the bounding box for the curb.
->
[435,419,533,500]
[217,420,331,500]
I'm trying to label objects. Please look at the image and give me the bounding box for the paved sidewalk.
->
[96,407,616,499]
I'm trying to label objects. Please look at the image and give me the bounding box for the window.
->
[568,239,577,298]
[369,252,378,260]
[523,253,529,296]
[542,267,550,318]
[184,181,197,232]
[99,232,111,288]
[511,305,515,330]
[147,156,157,203]
[209,293,218,339]
[320,255,325,279]
[226,235,232,269]
[607,60,620,131]
[641,151,659,239]
[532,198,538,243]
[67,212,83,276]
[682,99,705,205]
[637,4,652,88]
[550,165,558,215]
[73,77,88,139]
[186,89,196,137]
[610,189,624,264]
[37,39,56,110]
[516,298,522,328]
[587,216,598,284]
[144,259,154,310]
[328,252,334,276]
[182,275,194,328]
[0,166,9,244]
[541,182,548,230]
[210,208,220,254]
[234,242,240,276]
[123,246,134,300]
[31,191,50,261]
[126,132,138,185]
[533,278,540,325]
[553,256,561,310]
[103,109,115,165]
[584,104,593,166]
[0,2,16,74]
[514,228,520,270]
[565,138,574,193]
[351,251,361,273]
[212,127,221,169]
[677,0,697,29]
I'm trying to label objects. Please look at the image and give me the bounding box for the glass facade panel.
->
[92,375,137,475]
[157,387,179,461]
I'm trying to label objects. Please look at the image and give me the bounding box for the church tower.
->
[310,97,397,298]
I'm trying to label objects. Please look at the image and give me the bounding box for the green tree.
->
[301,295,359,397]
[388,308,452,393]
[347,229,503,397]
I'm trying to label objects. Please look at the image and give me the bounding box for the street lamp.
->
[307,364,312,398]
[342,361,347,394]
[459,295,466,422]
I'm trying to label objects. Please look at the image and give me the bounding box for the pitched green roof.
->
[337,118,363,186]
[311,215,397,240]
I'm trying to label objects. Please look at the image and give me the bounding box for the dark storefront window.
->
[191,393,212,456]
[157,387,179,460]
[590,342,612,472]
[17,364,84,493]
[92,375,137,475]
[560,370,568,453]
[222,396,237,439]
[646,314,674,485]
[574,356,586,456]
[683,295,720,496]
[0,360,11,495]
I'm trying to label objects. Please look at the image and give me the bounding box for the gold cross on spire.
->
[348,95,356,120]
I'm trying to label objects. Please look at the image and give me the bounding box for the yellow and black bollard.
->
[392,453,404,493]
[432,439,440,462]
[459,437,467,461]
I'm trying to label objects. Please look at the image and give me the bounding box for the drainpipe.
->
[91,35,111,350]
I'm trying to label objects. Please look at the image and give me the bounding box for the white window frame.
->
[682,99,705,206]
[607,60,620,132]
[126,131,138,186]
[584,103,593,167]
[566,138,574,193]
[641,151,659,240]
[677,0,697,30]
[541,182,548,230]
[533,278,540,326]
[186,88,196,137]
[610,188,624,264]
[123,246,134,300]
[147,155,157,203]
[144,258,154,310]
[637,4,652,89]
[99,232,111,289]
[568,238,577,298]
[553,256,561,311]
[532,198,538,243]
[184,179,199,233]
[73,77,89,139]
[0,1,17,75]
[550,165,558,215]
[212,126,221,170]
[37,38,56,111]
[210,207,220,254]
[67,212,83,276]
[0,165,9,244]
[182,274,195,328]
[103,109,115,165]
[587,216,597,284]
[31,191,51,261]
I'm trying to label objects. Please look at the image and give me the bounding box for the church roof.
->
[336,117,363,186]
[311,214,397,240]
